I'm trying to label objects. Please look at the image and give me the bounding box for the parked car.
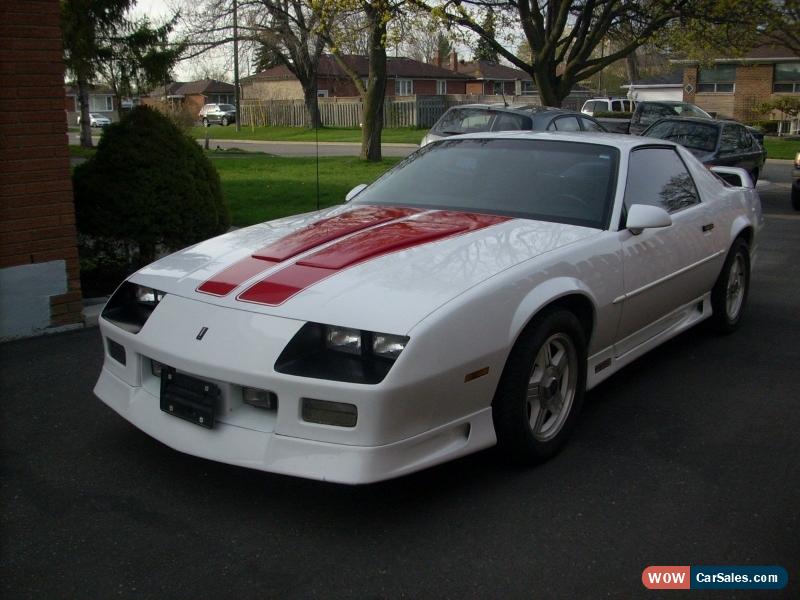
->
[199,103,236,126]
[420,105,606,146]
[642,117,766,182]
[792,151,800,211]
[77,113,111,127]
[581,97,636,116]
[94,131,762,484]
[628,101,713,135]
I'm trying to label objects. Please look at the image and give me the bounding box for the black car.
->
[199,103,236,126]
[642,117,767,183]
[420,104,606,146]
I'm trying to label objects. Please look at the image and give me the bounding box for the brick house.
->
[445,57,535,97]
[241,54,470,100]
[0,0,83,338]
[64,83,117,125]
[141,79,236,118]
[677,45,800,126]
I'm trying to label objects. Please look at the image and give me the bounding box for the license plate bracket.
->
[160,367,220,429]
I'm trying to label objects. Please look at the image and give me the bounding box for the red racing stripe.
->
[238,210,509,306]
[197,206,417,296]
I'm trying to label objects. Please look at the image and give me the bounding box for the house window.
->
[773,62,800,92]
[317,90,329,97]
[89,95,113,111]
[212,94,234,105]
[697,65,735,93]
[492,81,505,95]
[436,80,447,95]
[521,81,535,95]
[395,78,413,96]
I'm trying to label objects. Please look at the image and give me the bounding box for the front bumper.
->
[94,293,497,484]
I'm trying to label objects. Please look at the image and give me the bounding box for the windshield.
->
[352,138,619,229]
[673,103,712,118]
[219,104,235,111]
[645,120,719,152]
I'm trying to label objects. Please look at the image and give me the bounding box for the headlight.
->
[275,323,409,384]
[101,281,166,334]
[372,333,407,359]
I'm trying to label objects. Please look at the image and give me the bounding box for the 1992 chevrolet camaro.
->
[95,132,763,484]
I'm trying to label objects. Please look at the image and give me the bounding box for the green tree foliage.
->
[659,1,799,61]
[437,31,453,60]
[74,106,230,264]
[472,10,497,62]
[61,0,134,147]
[97,16,184,119]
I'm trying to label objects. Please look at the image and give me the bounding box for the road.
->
[68,132,419,157]
[1,168,798,599]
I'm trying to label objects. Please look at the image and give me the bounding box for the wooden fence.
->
[240,92,592,129]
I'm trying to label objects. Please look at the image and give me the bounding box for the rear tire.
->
[792,185,800,211]
[709,237,750,333]
[492,309,587,464]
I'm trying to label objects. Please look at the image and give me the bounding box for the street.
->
[1,170,798,599]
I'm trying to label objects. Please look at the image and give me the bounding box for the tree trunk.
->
[625,52,639,86]
[300,80,322,129]
[361,8,387,162]
[77,78,93,148]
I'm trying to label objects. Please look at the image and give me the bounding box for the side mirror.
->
[626,204,672,235]
[345,183,368,202]
[710,166,754,189]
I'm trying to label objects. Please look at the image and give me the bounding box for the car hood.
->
[131,205,599,333]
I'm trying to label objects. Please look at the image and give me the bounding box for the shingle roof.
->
[244,55,471,81]
[625,68,683,86]
[143,79,234,98]
[64,83,114,95]
[455,60,533,81]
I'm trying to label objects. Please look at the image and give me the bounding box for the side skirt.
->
[585,293,712,390]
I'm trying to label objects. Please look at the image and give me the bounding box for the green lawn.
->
[764,136,800,160]
[69,145,98,159]
[210,154,401,226]
[190,125,425,145]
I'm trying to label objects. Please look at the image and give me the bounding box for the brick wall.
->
[0,0,83,337]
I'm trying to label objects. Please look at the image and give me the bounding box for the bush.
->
[74,105,229,270]
[746,120,779,134]
[593,111,633,119]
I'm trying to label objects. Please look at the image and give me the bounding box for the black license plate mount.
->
[160,367,220,429]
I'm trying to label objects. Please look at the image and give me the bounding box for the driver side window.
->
[624,148,700,214]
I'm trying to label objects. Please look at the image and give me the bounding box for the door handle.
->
[702,223,714,232]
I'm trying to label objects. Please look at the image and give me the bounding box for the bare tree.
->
[410,0,696,107]
[180,0,331,127]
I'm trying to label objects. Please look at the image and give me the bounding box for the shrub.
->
[74,105,229,269]
[593,111,633,119]
[746,120,779,134]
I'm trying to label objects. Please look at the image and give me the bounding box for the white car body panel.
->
[94,131,763,484]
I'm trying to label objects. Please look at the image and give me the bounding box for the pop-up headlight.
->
[101,281,165,334]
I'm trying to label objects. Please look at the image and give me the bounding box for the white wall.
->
[626,87,683,102]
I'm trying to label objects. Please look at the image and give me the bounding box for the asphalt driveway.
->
[1,181,798,599]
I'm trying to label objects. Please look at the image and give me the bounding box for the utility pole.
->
[233,0,241,131]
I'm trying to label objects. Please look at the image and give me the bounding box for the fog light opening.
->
[151,360,163,377]
[301,398,357,428]
[242,387,278,411]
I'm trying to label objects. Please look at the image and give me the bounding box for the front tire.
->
[202,118,209,127]
[709,237,750,333]
[792,185,800,211]
[221,116,229,126]
[492,309,587,464]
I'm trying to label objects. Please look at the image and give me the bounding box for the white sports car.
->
[95,132,763,484]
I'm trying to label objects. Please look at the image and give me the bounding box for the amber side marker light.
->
[464,366,490,383]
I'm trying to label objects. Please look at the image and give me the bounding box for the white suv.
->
[581,98,635,116]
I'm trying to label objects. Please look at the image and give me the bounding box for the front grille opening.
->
[301,398,357,428]
[106,338,126,365]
